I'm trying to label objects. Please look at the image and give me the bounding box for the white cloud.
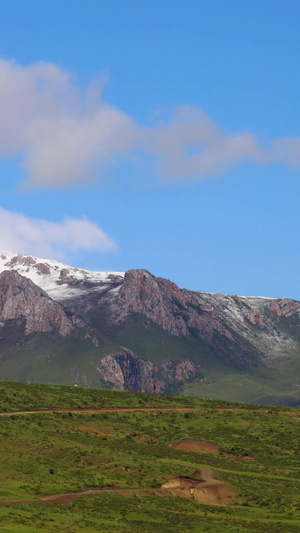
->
[0,207,116,259]
[142,106,261,180]
[0,59,135,186]
[0,59,300,186]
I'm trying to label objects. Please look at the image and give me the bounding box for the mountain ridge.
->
[0,250,284,301]
[0,251,299,405]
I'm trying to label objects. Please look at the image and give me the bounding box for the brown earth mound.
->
[193,481,236,505]
[161,476,198,489]
[174,439,256,461]
[161,467,236,505]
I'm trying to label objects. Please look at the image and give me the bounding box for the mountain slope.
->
[0,270,119,386]
[0,269,83,336]
[0,252,299,405]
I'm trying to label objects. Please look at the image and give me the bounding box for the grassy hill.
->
[0,381,299,532]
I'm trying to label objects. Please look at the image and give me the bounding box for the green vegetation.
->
[0,381,299,532]
[181,365,300,406]
[0,329,121,387]
[111,314,215,365]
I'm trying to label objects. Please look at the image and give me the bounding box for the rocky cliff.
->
[0,270,84,336]
[70,268,299,367]
[0,253,299,405]
[97,349,199,394]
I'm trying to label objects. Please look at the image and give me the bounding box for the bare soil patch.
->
[173,439,256,461]
[77,424,106,435]
[0,406,197,417]
[278,411,300,417]
[193,480,236,505]
[224,452,255,461]
[175,439,219,453]
[162,476,198,489]
[161,467,236,505]
[215,407,241,412]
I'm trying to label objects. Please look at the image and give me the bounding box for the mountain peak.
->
[0,268,80,336]
[0,251,124,301]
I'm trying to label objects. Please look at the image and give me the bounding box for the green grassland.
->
[0,381,299,532]
[181,362,300,406]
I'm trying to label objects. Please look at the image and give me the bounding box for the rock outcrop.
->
[107,269,299,364]
[97,350,161,393]
[268,299,300,318]
[97,349,199,393]
[0,270,83,336]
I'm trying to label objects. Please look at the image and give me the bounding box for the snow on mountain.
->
[0,251,280,308]
[0,251,124,301]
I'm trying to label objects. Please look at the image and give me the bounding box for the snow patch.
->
[0,251,124,301]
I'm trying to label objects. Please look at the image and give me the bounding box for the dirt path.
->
[0,488,135,507]
[0,405,296,418]
[0,406,199,417]
[0,467,236,507]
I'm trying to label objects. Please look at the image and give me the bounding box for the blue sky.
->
[0,0,299,298]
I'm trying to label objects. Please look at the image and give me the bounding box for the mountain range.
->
[0,251,299,406]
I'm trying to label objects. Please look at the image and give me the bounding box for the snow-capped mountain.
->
[0,251,299,406]
[0,251,299,361]
[0,251,124,301]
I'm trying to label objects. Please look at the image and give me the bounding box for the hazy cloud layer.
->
[0,59,300,186]
[142,106,261,179]
[0,207,116,259]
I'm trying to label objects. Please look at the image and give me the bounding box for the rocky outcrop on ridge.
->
[109,269,299,363]
[0,270,84,336]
